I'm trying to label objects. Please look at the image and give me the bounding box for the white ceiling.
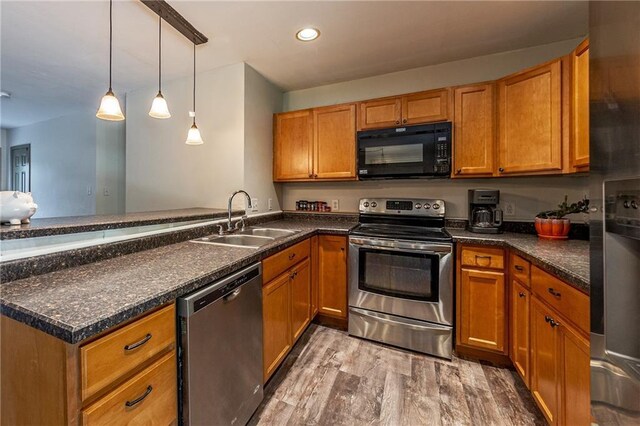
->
[0,0,588,129]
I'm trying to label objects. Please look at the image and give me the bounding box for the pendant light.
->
[96,0,125,121]
[149,16,171,119]
[185,43,203,145]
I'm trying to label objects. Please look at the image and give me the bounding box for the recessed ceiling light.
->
[296,28,320,42]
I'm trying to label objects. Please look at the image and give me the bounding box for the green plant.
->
[536,195,590,219]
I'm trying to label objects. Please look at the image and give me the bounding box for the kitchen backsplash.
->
[280,175,589,222]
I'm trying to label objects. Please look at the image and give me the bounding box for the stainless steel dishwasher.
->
[177,263,263,425]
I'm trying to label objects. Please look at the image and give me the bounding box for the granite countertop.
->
[448,229,589,293]
[0,208,242,240]
[0,218,358,344]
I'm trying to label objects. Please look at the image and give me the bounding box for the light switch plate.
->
[331,199,339,211]
[503,201,515,217]
[251,198,259,212]
[268,198,273,211]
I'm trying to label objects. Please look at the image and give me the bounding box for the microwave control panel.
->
[434,134,451,174]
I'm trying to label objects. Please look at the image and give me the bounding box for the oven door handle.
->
[349,236,452,255]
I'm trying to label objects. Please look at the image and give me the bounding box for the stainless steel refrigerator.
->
[589,2,640,424]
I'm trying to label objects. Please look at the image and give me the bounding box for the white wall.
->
[244,65,283,213]
[96,119,126,215]
[281,37,589,222]
[5,113,97,218]
[281,177,589,222]
[126,63,246,213]
[0,128,8,190]
[284,38,585,110]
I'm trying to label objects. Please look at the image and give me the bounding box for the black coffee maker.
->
[467,189,503,234]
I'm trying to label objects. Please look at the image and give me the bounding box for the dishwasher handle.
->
[223,288,242,302]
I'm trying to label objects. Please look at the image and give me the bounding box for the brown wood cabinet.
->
[274,104,356,182]
[262,272,292,382]
[262,240,312,382]
[453,83,496,177]
[510,278,531,388]
[310,235,319,317]
[456,245,507,355]
[358,89,450,130]
[273,110,313,180]
[317,235,348,319]
[1,304,177,425]
[497,59,564,175]
[572,39,590,170]
[290,258,312,341]
[559,320,591,426]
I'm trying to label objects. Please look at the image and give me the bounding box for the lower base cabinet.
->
[290,258,312,341]
[510,279,531,387]
[531,296,560,424]
[317,235,348,319]
[262,273,293,381]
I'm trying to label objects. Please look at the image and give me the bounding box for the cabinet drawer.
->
[82,351,177,425]
[531,266,589,334]
[460,246,505,270]
[263,239,310,283]
[510,253,531,287]
[80,304,176,401]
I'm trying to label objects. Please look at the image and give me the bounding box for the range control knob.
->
[423,204,431,209]
[432,203,441,210]
[414,203,422,209]
[371,202,378,208]
[363,202,370,208]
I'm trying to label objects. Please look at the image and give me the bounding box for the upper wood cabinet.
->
[317,235,348,319]
[313,104,357,179]
[274,104,356,182]
[452,83,496,177]
[273,110,313,180]
[358,88,450,130]
[572,39,589,170]
[497,59,563,175]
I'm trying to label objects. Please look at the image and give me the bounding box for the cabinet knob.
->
[402,119,407,124]
[456,169,462,175]
[498,167,505,173]
[308,173,313,178]
[395,120,400,125]
[518,292,526,298]
[548,288,561,298]
[288,253,296,261]
[314,174,318,178]
[514,265,524,272]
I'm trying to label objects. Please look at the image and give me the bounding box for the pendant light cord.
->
[109,0,113,91]
[158,15,162,93]
[193,43,196,124]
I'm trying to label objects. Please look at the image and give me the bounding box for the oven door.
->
[348,236,453,325]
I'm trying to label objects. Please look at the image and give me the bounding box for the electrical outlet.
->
[251,198,259,212]
[331,199,339,211]
[268,198,273,211]
[103,187,110,197]
[503,201,515,217]
[87,186,92,196]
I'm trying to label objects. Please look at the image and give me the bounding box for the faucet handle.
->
[216,224,225,235]
[235,216,247,231]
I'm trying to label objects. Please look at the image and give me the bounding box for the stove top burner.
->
[350,223,452,242]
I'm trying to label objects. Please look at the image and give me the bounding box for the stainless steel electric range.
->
[348,198,453,359]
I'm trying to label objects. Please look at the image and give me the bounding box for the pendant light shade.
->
[149,16,171,119]
[185,44,203,145]
[185,123,204,145]
[97,0,124,121]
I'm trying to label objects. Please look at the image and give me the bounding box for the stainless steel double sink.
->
[190,227,298,248]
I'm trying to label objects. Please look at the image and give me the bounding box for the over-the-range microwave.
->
[357,122,452,179]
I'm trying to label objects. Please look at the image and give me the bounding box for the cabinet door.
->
[530,297,560,425]
[559,321,590,426]
[402,89,450,125]
[310,236,319,317]
[572,39,589,170]
[262,273,291,382]
[290,258,311,343]
[313,104,357,180]
[318,235,348,319]
[273,110,313,181]
[497,59,563,175]
[458,268,506,353]
[453,83,495,177]
[358,97,402,130]
[510,279,531,388]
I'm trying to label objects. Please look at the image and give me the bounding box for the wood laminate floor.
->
[249,324,546,426]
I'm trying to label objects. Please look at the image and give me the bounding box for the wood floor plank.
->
[252,325,544,426]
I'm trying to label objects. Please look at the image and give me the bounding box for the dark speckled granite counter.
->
[448,229,589,294]
[0,217,357,344]
[0,208,241,240]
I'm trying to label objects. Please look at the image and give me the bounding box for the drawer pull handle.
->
[514,265,524,272]
[519,292,526,298]
[288,253,296,261]
[548,288,561,298]
[124,333,152,351]
[125,385,153,408]
[544,315,560,328]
